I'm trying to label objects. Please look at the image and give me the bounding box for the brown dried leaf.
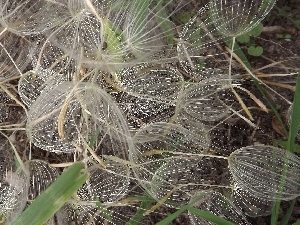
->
[272,116,286,137]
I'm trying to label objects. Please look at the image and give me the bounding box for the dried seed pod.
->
[31,37,77,75]
[116,63,183,131]
[188,191,250,225]
[24,160,59,200]
[233,185,275,217]
[119,64,184,101]
[130,122,210,201]
[96,0,184,68]
[77,156,130,204]
[210,0,277,37]
[26,81,134,156]
[0,90,15,123]
[18,68,71,108]
[228,145,300,201]
[0,137,29,224]
[150,157,224,206]
[0,0,59,35]
[55,204,102,225]
[58,202,136,225]
[175,77,231,130]
[177,3,231,74]
[177,0,276,73]
[44,0,105,65]
[0,32,31,81]
[117,93,175,132]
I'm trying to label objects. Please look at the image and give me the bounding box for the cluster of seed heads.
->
[1,0,299,224]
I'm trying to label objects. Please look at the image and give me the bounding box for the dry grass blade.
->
[0,84,27,113]
[231,87,254,120]
[234,85,268,113]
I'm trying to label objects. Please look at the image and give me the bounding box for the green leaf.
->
[293,220,300,225]
[156,204,235,225]
[188,207,235,225]
[236,34,250,43]
[247,46,263,56]
[288,70,300,151]
[292,18,300,30]
[88,128,100,148]
[131,0,150,36]
[248,23,263,36]
[176,12,192,24]
[276,6,288,17]
[154,0,175,45]
[272,70,300,224]
[12,162,88,225]
[224,38,252,70]
[190,21,203,46]
[285,34,292,39]
[273,139,300,153]
[102,18,123,56]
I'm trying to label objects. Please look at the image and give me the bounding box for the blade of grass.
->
[273,139,300,153]
[156,192,234,225]
[125,193,156,225]
[272,70,300,225]
[188,207,235,225]
[154,0,175,45]
[96,200,113,223]
[102,18,123,56]
[279,199,296,225]
[287,70,300,152]
[224,38,252,71]
[156,206,235,225]
[156,204,190,225]
[118,195,155,204]
[88,127,100,148]
[12,162,88,225]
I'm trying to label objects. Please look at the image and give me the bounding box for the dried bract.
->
[229,145,300,201]
[188,190,250,225]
